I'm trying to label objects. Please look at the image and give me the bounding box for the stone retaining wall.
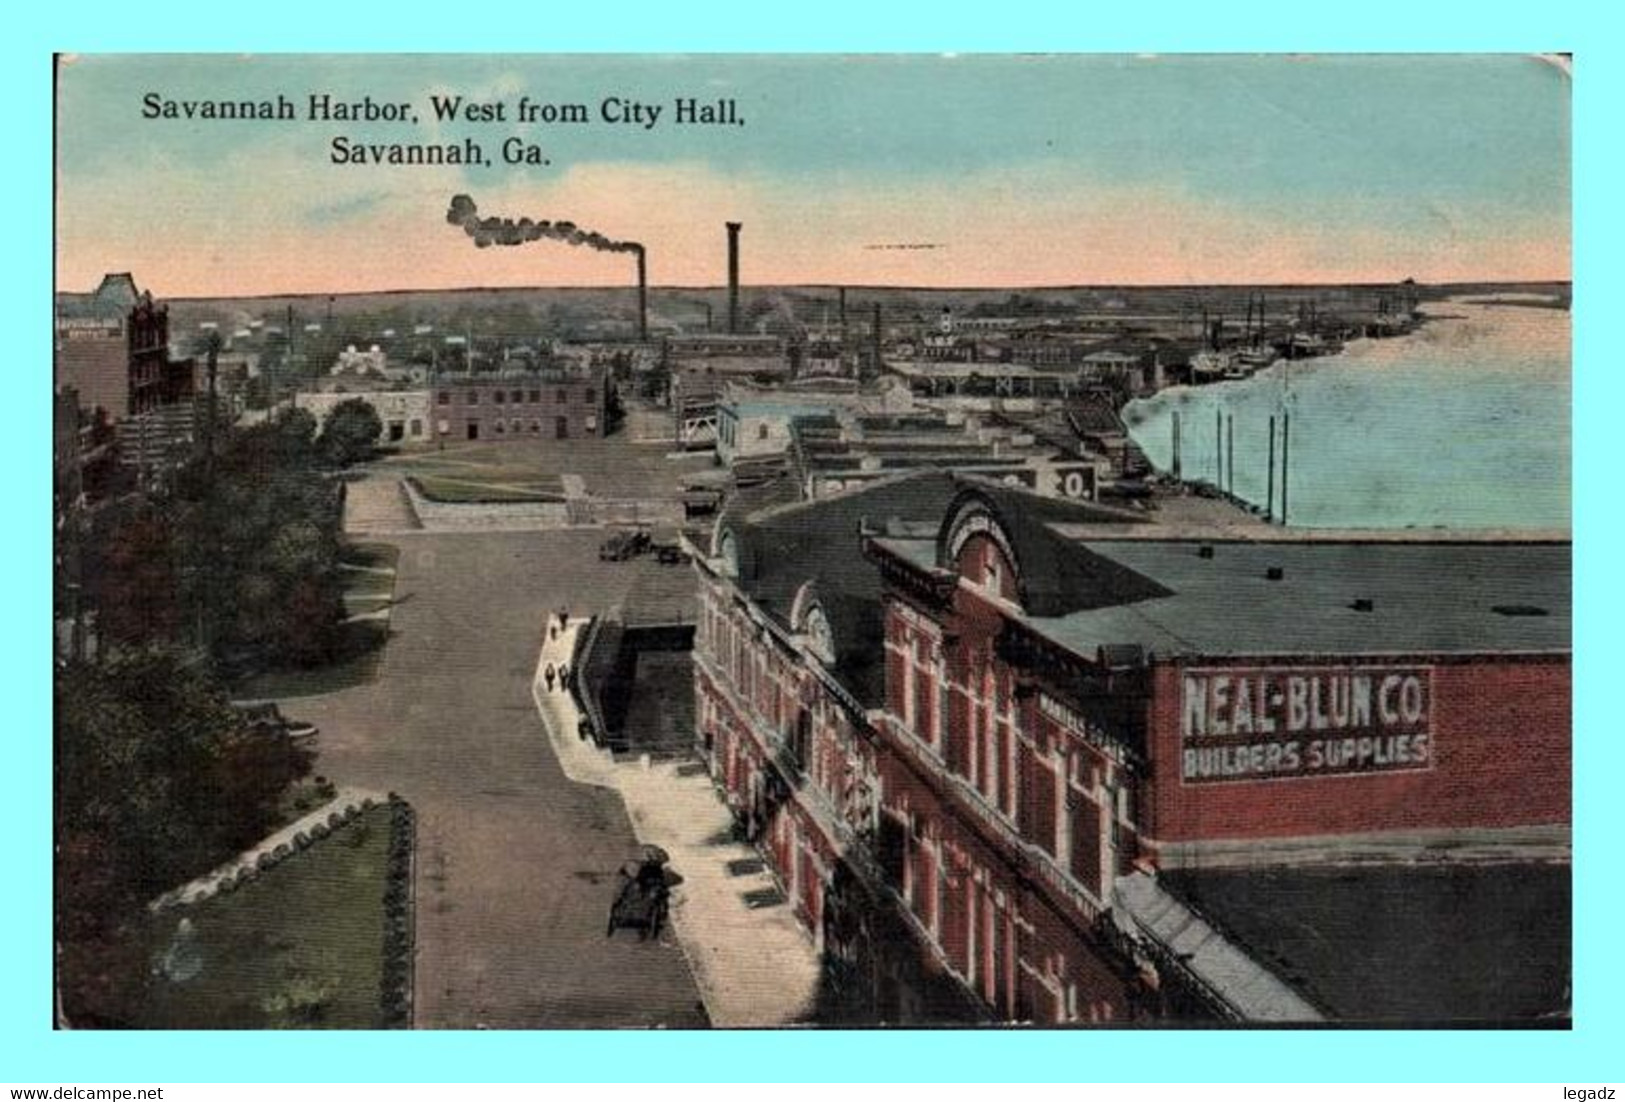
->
[402,476,683,531]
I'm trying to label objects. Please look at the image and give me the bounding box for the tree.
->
[55,648,290,927]
[75,406,346,671]
[56,646,310,1024]
[316,398,382,466]
[83,501,184,646]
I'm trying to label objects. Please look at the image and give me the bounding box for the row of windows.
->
[436,387,596,406]
[699,589,873,824]
[888,778,1126,1023]
[886,616,1125,902]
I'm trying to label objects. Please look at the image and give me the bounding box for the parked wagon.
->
[606,846,672,941]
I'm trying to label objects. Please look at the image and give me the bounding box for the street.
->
[292,522,709,1029]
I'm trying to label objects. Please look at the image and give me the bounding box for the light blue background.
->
[8,0,1613,1084]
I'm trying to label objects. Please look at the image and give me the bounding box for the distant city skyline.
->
[55,54,1570,297]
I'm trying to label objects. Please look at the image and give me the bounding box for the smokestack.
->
[871,302,882,379]
[444,195,647,341]
[726,222,742,334]
[838,287,848,340]
[635,247,648,341]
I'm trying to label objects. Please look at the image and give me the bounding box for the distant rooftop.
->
[885,360,1078,379]
[55,272,143,322]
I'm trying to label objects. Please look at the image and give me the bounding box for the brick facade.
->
[431,368,608,443]
[689,477,1570,1023]
[1145,657,1571,847]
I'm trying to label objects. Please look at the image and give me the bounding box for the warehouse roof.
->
[1156,864,1570,1024]
[718,471,1136,705]
[1034,539,1570,658]
[871,503,1569,658]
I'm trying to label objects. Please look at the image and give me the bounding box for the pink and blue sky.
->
[54,54,1570,296]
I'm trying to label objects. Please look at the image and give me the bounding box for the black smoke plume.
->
[446,194,643,257]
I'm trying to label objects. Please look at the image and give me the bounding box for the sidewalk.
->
[533,619,821,1027]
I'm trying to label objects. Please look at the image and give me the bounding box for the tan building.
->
[294,389,433,445]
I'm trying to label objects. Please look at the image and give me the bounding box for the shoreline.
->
[1118,296,1571,533]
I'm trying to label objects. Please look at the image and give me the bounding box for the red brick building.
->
[691,474,1571,1024]
[431,367,609,442]
[55,274,195,421]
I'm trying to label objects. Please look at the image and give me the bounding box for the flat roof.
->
[1160,864,1570,1023]
[1052,540,1570,657]
[876,536,1570,658]
[723,400,840,419]
[885,360,1077,379]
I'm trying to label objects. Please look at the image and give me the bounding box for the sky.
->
[54,54,1571,297]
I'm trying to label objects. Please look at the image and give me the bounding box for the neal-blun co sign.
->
[1180,666,1432,783]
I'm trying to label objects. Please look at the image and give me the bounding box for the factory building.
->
[431,367,609,442]
[689,474,1571,1024]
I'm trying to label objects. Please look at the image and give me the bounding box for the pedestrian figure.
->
[544,664,556,692]
[549,624,557,642]
[558,664,570,690]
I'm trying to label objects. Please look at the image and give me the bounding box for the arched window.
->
[718,530,741,578]
[804,605,836,665]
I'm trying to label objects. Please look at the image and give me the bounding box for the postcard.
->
[52,53,1571,1031]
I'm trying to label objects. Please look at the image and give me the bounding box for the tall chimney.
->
[870,301,882,379]
[635,247,648,342]
[726,222,742,334]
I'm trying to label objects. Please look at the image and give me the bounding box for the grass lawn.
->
[131,805,396,1029]
[231,619,390,700]
[409,475,561,503]
[342,542,401,572]
[383,437,713,499]
[229,542,398,700]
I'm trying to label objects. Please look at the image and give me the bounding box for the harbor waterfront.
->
[1124,296,1570,530]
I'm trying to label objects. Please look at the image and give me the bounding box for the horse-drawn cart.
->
[606,845,672,941]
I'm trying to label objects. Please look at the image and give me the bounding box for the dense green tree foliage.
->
[316,397,383,467]
[84,407,347,668]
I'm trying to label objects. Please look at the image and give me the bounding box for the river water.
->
[1122,297,1571,530]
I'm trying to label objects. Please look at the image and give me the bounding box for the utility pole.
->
[283,303,296,410]
[1266,414,1276,523]
[1171,410,1182,481]
[1281,410,1291,526]
[1226,412,1234,497]
[196,330,222,658]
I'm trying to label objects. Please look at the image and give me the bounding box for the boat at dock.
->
[1191,349,1236,380]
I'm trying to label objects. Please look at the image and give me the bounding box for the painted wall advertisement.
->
[1180,666,1433,783]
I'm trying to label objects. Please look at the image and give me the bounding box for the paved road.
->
[293,527,708,1029]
